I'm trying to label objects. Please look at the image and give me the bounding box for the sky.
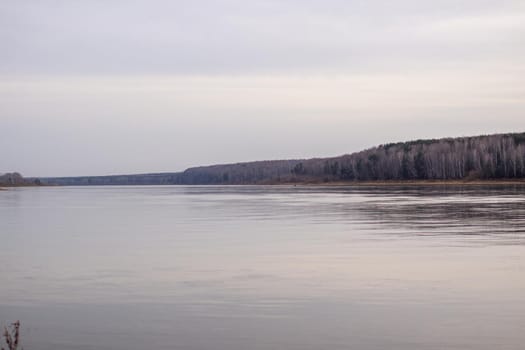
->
[1,0,524,177]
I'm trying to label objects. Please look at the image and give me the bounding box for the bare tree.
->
[1,321,21,350]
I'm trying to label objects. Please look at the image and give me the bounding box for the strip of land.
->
[39,132,525,186]
[265,179,525,186]
[5,131,525,186]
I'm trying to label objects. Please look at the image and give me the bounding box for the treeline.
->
[42,173,181,186]
[42,132,525,185]
[0,172,41,186]
[171,132,525,183]
[292,132,525,182]
[176,160,301,184]
[41,160,302,186]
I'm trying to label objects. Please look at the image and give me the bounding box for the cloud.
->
[1,0,523,75]
[0,0,523,176]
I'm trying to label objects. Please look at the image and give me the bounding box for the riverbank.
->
[0,184,41,189]
[4,180,525,187]
[264,179,525,186]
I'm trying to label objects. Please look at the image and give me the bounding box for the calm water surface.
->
[1,185,524,350]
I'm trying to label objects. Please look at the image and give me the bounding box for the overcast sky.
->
[1,0,524,176]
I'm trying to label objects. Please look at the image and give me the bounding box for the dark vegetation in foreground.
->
[2,321,21,350]
[41,132,525,186]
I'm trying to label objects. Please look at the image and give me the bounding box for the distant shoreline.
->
[38,132,525,186]
[289,179,525,186]
[0,184,42,189]
[0,183,44,189]
[4,179,525,188]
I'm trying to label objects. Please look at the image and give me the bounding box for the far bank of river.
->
[262,179,525,186]
[2,179,525,188]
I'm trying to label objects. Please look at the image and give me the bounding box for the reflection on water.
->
[1,185,524,350]
[353,187,525,244]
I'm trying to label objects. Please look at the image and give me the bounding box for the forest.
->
[42,132,525,185]
[287,132,525,182]
[0,172,41,186]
